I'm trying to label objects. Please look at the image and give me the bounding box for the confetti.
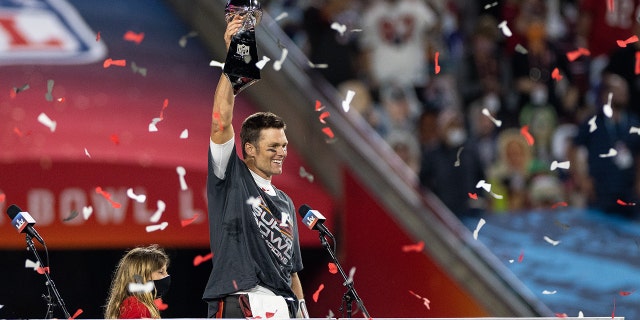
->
[619,290,634,296]
[514,43,528,54]
[454,146,464,167]
[489,191,504,199]
[129,281,154,293]
[616,35,639,47]
[246,196,262,210]
[318,111,330,124]
[181,213,199,227]
[330,22,347,36]
[555,313,568,318]
[0,193,5,203]
[401,241,424,252]
[315,100,325,111]
[150,200,166,223]
[342,90,355,112]
[307,61,328,69]
[603,92,613,118]
[328,263,338,274]
[542,290,557,295]
[37,266,50,274]
[630,126,640,135]
[636,52,640,75]
[96,31,101,42]
[126,188,147,203]
[193,252,213,266]
[255,56,271,70]
[84,148,91,158]
[551,201,569,209]
[10,83,30,98]
[481,108,502,127]
[176,166,188,191]
[520,125,535,145]
[180,129,189,139]
[497,20,512,37]
[25,259,40,270]
[566,48,590,62]
[312,284,325,302]
[543,236,561,246]
[103,58,127,68]
[588,115,597,133]
[550,161,570,170]
[131,61,148,76]
[179,31,198,48]
[45,79,54,101]
[123,31,145,44]
[473,218,486,240]
[551,68,563,81]
[209,60,225,68]
[468,192,478,200]
[608,0,615,11]
[280,212,291,227]
[273,47,288,71]
[95,187,121,209]
[617,199,636,206]
[63,210,79,222]
[299,166,315,183]
[233,280,239,290]
[611,297,616,318]
[408,290,431,310]
[322,127,335,139]
[475,180,492,192]
[599,148,617,158]
[274,12,288,22]
[69,308,83,320]
[82,206,93,220]
[37,112,57,132]
[145,221,169,232]
[434,51,441,74]
[484,1,498,9]
[13,127,24,137]
[518,250,524,262]
[343,267,356,286]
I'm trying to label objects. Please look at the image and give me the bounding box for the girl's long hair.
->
[104,245,169,319]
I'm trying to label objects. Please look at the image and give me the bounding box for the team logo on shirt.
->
[246,196,294,265]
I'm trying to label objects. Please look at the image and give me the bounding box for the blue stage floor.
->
[462,209,640,319]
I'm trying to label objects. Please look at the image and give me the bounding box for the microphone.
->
[6,204,45,245]
[298,204,331,236]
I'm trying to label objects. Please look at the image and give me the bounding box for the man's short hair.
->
[240,112,286,158]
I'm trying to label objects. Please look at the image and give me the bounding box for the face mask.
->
[446,128,467,147]
[153,275,171,298]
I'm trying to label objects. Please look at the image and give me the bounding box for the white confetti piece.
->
[550,160,570,170]
[603,92,613,118]
[454,146,464,167]
[274,12,288,22]
[588,115,597,133]
[180,129,189,139]
[45,79,54,101]
[126,188,147,203]
[578,311,584,317]
[148,117,161,132]
[543,236,561,246]
[344,266,356,285]
[484,1,498,9]
[498,20,512,37]
[330,22,347,36]
[630,126,640,135]
[25,258,40,270]
[481,108,502,127]
[255,56,271,70]
[542,290,557,295]
[209,60,225,68]
[150,200,166,223]
[273,47,288,71]
[37,112,57,132]
[246,196,261,210]
[84,148,91,158]
[307,61,328,69]
[299,166,314,183]
[473,218,486,240]
[342,90,355,112]
[128,281,154,293]
[489,191,504,199]
[82,206,93,220]
[145,221,168,232]
[176,166,188,191]
[475,180,492,192]
[280,212,291,227]
[508,259,515,263]
[514,43,528,54]
[599,148,617,158]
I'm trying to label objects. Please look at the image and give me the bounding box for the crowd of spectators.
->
[265,0,640,218]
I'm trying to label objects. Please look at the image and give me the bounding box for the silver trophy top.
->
[225,0,262,25]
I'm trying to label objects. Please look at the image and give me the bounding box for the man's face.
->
[246,128,288,180]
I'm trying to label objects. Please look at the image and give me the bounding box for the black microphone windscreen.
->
[298,204,312,217]
[6,204,21,219]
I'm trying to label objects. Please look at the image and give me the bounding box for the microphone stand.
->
[318,230,370,318]
[25,234,71,319]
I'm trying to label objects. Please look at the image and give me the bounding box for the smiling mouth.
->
[272,159,282,165]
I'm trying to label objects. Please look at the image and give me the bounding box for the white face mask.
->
[446,128,467,147]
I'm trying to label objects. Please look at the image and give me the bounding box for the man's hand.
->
[224,15,243,50]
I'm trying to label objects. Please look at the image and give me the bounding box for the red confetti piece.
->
[159,98,169,120]
[0,193,5,203]
[551,68,563,81]
[551,201,568,209]
[328,263,338,274]
[619,290,634,296]
[554,313,567,318]
[611,297,616,318]
[566,48,590,62]
[123,31,145,44]
[266,311,276,318]
[212,112,224,132]
[401,241,424,253]
[608,0,614,11]
[154,298,168,311]
[635,52,640,75]
[312,283,325,302]
[315,100,324,111]
[468,192,478,200]
[616,35,639,48]
[322,127,334,139]
[36,266,50,274]
[69,308,83,320]
[319,111,330,124]
[520,125,534,145]
[518,250,524,263]
[110,134,120,145]
[181,213,199,227]
[617,199,636,206]
[9,88,16,98]
[96,31,101,42]
[103,58,127,68]
[408,290,431,310]
[193,252,213,266]
[95,187,122,209]
[434,51,441,74]
[13,127,23,137]
[232,280,238,290]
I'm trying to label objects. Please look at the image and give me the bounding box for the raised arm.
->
[211,16,243,144]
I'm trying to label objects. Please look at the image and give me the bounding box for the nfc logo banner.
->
[0,0,106,65]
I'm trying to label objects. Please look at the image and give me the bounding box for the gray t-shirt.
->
[203,142,303,303]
